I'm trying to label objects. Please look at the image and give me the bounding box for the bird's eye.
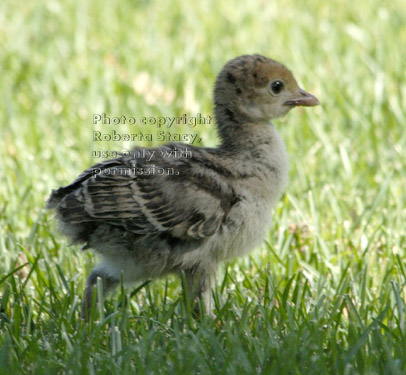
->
[270,80,284,95]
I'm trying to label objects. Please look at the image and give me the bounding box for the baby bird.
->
[47,54,319,318]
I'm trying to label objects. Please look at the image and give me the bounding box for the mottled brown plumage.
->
[47,54,319,318]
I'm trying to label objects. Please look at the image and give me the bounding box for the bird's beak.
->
[284,88,319,107]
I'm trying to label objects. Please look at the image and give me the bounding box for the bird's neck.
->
[215,104,277,151]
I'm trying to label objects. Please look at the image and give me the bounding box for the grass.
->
[1,0,406,373]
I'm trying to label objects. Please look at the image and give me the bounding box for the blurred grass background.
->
[1,0,406,374]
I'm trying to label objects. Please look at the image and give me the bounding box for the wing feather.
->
[48,145,239,241]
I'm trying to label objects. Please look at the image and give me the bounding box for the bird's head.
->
[214,54,319,122]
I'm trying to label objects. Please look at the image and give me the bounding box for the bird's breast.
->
[219,183,275,258]
[213,135,289,261]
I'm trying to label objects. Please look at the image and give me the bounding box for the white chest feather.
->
[181,125,290,266]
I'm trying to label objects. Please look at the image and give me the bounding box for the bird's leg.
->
[184,266,214,317]
[81,268,119,320]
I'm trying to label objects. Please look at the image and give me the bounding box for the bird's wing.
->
[46,158,124,209]
[49,146,238,240]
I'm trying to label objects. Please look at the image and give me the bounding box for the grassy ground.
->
[1,0,406,374]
